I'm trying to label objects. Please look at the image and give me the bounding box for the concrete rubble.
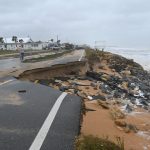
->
[34,68,150,112]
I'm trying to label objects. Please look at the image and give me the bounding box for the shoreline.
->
[105,49,150,72]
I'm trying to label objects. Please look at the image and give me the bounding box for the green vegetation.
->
[85,49,100,62]
[0,37,4,43]
[24,50,73,63]
[85,49,107,63]
[75,135,124,150]
[85,49,111,61]
[0,50,18,55]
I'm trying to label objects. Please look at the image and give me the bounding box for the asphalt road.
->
[0,50,84,70]
[0,58,23,71]
[0,50,85,77]
[0,77,81,150]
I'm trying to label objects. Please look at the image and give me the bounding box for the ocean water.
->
[106,48,150,72]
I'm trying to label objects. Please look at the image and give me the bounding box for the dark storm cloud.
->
[0,0,150,48]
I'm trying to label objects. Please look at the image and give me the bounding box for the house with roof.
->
[0,37,48,50]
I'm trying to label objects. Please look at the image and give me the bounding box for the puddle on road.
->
[0,90,24,106]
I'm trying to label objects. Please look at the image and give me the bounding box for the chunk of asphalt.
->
[18,90,27,93]
[92,95,106,101]
[85,108,96,112]
[125,104,133,113]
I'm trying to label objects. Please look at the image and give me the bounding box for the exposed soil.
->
[82,101,150,150]
[19,61,87,81]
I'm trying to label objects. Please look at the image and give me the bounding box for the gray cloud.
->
[0,0,150,49]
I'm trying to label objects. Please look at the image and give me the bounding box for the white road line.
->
[29,92,67,150]
[0,79,14,86]
[78,50,85,61]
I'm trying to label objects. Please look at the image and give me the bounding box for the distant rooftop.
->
[3,37,33,44]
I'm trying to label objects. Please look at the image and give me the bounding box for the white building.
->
[0,37,48,50]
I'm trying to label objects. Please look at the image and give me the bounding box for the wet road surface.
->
[0,77,81,150]
[0,58,23,71]
[0,50,85,77]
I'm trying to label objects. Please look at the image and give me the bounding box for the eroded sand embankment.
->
[19,50,150,150]
[19,61,87,81]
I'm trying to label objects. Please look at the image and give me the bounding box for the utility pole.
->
[57,35,58,42]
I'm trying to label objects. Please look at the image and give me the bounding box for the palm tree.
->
[19,39,24,48]
[12,36,18,48]
[57,40,61,46]
[12,36,18,42]
[19,39,24,43]
[50,39,54,43]
[57,40,60,43]
[0,37,4,43]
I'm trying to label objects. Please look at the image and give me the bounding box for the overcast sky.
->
[0,0,150,49]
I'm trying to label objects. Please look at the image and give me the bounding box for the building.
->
[0,37,48,50]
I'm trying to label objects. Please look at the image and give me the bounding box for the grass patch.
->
[75,135,124,150]
[85,49,112,62]
[85,49,105,70]
[85,49,100,62]
[0,50,18,55]
[24,50,73,63]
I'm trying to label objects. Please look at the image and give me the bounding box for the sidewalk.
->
[0,50,54,59]
[24,51,64,60]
